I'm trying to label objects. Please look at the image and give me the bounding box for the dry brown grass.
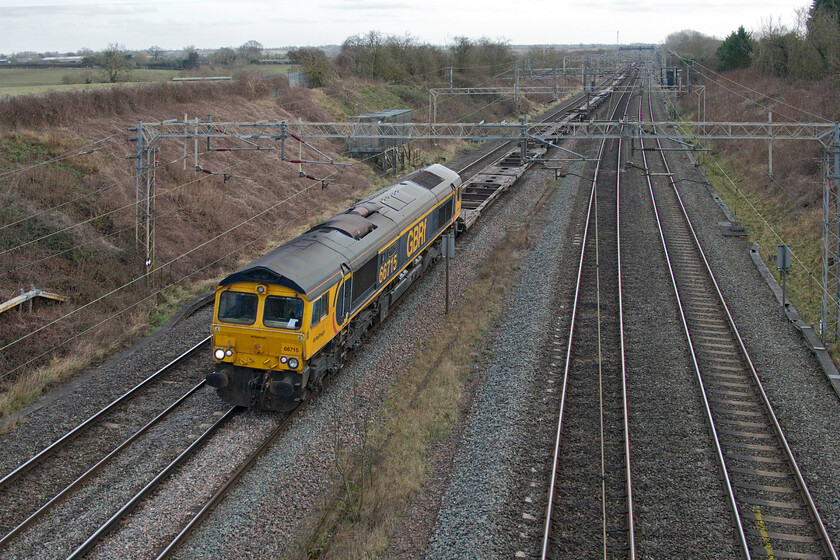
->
[687,69,834,329]
[0,337,121,418]
[303,228,532,559]
[0,74,290,129]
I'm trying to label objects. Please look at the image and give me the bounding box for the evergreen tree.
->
[809,0,840,23]
[716,26,754,70]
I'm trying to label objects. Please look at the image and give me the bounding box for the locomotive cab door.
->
[336,277,352,325]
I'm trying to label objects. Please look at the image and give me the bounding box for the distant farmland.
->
[0,65,291,97]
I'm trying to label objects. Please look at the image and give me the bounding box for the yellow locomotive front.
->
[208,282,316,410]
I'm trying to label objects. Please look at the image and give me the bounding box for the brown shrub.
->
[0,75,291,129]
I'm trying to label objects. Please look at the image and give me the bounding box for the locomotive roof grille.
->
[406,169,443,189]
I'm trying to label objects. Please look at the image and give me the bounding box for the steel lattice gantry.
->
[138,118,831,144]
[133,118,840,339]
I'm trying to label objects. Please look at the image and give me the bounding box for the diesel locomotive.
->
[207,164,462,410]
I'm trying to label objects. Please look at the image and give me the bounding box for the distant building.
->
[41,56,84,63]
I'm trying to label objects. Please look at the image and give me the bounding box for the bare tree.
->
[238,40,263,64]
[664,30,721,64]
[288,47,333,86]
[98,43,131,83]
[807,8,840,74]
[148,45,164,62]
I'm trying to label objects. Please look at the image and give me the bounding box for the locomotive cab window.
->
[218,291,258,325]
[310,293,328,327]
[263,296,304,330]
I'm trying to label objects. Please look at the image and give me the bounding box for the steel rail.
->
[155,405,302,559]
[0,336,211,492]
[644,85,838,560]
[637,85,751,559]
[65,405,239,560]
[615,85,636,560]
[539,125,601,560]
[540,73,636,560]
[0,379,210,548]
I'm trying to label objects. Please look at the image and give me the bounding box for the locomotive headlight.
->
[225,349,233,357]
[288,358,299,369]
[256,285,266,294]
[214,348,226,360]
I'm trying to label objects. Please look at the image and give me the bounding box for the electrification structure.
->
[131,115,840,340]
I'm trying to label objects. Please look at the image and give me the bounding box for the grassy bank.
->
[303,227,532,558]
[679,68,829,337]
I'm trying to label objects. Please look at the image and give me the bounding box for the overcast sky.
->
[0,0,810,54]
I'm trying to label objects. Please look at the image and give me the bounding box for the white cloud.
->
[0,0,808,52]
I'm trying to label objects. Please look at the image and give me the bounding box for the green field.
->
[0,64,292,97]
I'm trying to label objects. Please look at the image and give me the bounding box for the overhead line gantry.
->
[131,117,840,339]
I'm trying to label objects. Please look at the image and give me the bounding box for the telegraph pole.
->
[133,120,155,274]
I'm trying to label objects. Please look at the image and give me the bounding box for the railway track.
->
[640,80,838,559]
[65,405,239,559]
[152,403,300,559]
[0,336,210,493]
[0,336,224,557]
[0,379,211,548]
[453,80,610,181]
[541,74,636,559]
